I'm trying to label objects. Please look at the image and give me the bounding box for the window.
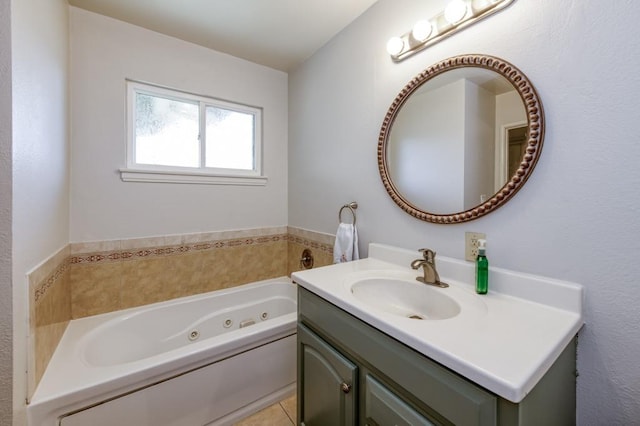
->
[121,81,265,185]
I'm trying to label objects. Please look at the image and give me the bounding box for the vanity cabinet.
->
[297,287,576,426]
[298,324,357,425]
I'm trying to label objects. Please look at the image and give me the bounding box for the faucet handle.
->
[418,248,436,263]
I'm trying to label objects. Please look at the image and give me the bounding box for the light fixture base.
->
[388,0,516,62]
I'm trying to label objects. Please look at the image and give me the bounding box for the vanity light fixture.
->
[386,0,516,61]
[412,20,433,42]
[386,36,405,57]
[444,0,468,24]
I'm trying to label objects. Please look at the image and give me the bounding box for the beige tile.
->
[191,251,222,295]
[162,234,183,247]
[120,257,183,309]
[288,241,333,276]
[70,262,122,318]
[66,228,320,319]
[33,265,72,389]
[287,226,335,246]
[121,235,170,250]
[199,248,234,292]
[34,321,69,386]
[218,229,252,241]
[181,228,284,245]
[315,250,334,269]
[28,245,70,291]
[217,245,252,285]
[233,403,293,426]
[196,243,284,293]
[249,226,288,237]
[207,227,287,242]
[70,239,121,255]
[36,268,71,327]
[172,252,207,298]
[287,243,305,276]
[120,234,184,251]
[182,231,216,244]
[280,394,297,423]
[249,241,288,282]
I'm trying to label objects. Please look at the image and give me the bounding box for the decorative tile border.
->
[32,226,336,305]
[28,226,337,400]
[70,234,289,265]
[30,246,71,305]
[287,226,334,254]
[33,259,70,303]
[287,235,333,254]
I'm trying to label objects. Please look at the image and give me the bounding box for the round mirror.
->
[378,55,544,223]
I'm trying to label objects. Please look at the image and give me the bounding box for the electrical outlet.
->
[465,232,486,262]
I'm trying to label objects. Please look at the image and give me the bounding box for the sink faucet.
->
[411,249,449,288]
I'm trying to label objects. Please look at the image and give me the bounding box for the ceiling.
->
[68,0,379,72]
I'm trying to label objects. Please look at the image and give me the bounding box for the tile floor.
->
[233,394,296,426]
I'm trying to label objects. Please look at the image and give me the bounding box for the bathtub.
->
[28,277,298,426]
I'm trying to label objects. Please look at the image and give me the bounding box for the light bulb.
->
[412,20,433,42]
[444,0,468,24]
[386,36,405,56]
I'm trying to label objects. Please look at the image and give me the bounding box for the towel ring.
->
[338,202,358,225]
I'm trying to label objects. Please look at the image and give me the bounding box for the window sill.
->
[119,168,268,186]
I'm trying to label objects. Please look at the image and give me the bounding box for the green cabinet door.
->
[363,374,436,426]
[298,324,358,426]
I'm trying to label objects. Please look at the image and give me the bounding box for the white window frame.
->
[120,80,266,186]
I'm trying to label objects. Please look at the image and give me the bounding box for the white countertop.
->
[291,243,584,403]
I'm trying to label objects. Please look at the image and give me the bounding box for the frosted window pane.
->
[135,93,199,167]
[205,106,255,170]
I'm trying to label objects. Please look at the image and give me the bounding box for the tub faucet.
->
[410,248,449,288]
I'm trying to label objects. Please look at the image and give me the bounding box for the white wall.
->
[69,7,289,242]
[289,0,640,422]
[0,0,13,423]
[495,90,526,128]
[463,80,494,209]
[389,80,465,212]
[11,0,70,423]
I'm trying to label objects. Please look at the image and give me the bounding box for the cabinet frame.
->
[297,287,577,426]
[298,287,497,425]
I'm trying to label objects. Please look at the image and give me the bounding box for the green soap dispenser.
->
[476,239,488,294]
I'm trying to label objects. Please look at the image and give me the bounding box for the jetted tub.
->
[28,277,297,426]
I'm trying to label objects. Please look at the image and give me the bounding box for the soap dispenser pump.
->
[476,239,488,294]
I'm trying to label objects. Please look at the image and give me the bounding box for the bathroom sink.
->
[350,278,461,320]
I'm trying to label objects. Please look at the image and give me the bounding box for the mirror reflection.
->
[378,55,544,224]
[387,68,526,213]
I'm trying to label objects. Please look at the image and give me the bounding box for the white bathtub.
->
[28,277,298,426]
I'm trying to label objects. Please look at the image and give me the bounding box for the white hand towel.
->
[333,223,359,263]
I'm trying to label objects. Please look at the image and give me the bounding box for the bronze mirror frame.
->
[378,54,544,224]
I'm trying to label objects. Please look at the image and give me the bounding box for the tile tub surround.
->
[28,226,336,393]
[287,226,334,274]
[69,228,290,318]
[28,246,72,399]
